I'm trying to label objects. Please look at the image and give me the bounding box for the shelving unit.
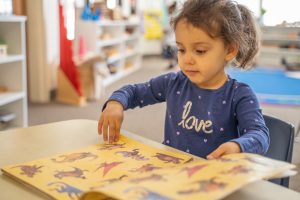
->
[0,16,27,131]
[257,26,300,67]
[75,19,142,99]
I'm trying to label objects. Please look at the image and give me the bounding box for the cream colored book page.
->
[1,135,193,200]
[81,153,296,200]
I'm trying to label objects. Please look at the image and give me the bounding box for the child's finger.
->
[98,116,103,135]
[108,121,115,143]
[114,121,121,142]
[207,147,225,160]
[102,119,109,143]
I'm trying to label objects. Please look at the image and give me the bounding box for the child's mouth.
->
[185,70,199,76]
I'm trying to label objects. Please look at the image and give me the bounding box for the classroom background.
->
[0,0,300,193]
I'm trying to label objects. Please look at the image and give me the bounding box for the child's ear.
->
[225,44,239,62]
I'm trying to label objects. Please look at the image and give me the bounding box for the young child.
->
[98,0,270,159]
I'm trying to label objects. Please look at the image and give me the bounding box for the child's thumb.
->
[207,147,224,160]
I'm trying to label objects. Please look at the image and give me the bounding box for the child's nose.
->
[183,53,195,65]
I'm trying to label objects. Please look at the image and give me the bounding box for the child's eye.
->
[177,49,185,53]
[196,50,207,54]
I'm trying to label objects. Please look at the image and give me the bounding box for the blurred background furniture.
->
[264,114,295,187]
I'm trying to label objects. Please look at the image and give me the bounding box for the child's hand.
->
[206,142,241,160]
[98,101,124,143]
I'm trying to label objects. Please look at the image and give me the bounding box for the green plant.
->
[0,40,7,45]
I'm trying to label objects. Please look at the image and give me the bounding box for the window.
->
[262,0,299,26]
[236,0,300,26]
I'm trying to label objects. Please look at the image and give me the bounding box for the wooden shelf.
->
[0,55,24,65]
[0,15,27,22]
[75,19,142,99]
[260,47,300,56]
[0,92,25,106]
[0,16,28,128]
[103,65,140,87]
[262,38,300,44]
[107,54,123,64]
[97,37,125,48]
[97,35,140,48]
[106,51,138,64]
[258,26,300,66]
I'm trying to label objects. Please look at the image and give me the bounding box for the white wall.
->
[43,0,60,91]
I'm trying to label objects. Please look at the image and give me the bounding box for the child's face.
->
[175,19,236,89]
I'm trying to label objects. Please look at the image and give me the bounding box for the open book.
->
[1,135,296,200]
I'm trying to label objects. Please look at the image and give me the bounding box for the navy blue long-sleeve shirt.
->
[106,71,270,158]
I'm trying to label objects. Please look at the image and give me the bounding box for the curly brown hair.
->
[171,0,260,68]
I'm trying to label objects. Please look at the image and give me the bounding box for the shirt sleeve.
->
[102,72,176,110]
[230,83,270,155]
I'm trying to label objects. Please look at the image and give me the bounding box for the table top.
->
[0,119,300,200]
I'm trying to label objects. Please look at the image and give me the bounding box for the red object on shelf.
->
[79,35,87,59]
[59,3,82,96]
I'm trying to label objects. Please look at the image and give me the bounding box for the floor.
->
[29,56,300,192]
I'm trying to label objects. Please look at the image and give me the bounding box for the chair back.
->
[264,114,295,187]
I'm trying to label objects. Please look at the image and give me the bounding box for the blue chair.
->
[263,114,295,188]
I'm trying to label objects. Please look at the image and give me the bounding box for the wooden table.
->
[0,119,300,200]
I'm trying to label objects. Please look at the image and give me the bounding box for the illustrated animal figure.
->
[115,149,148,161]
[102,174,128,184]
[54,167,87,179]
[178,177,227,194]
[48,182,82,200]
[124,187,173,200]
[221,165,252,175]
[153,153,184,164]
[180,164,208,178]
[12,165,43,178]
[130,174,166,184]
[94,161,123,177]
[130,164,161,173]
[90,175,128,189]
[51,152,98,163]
[98,143,126,150]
